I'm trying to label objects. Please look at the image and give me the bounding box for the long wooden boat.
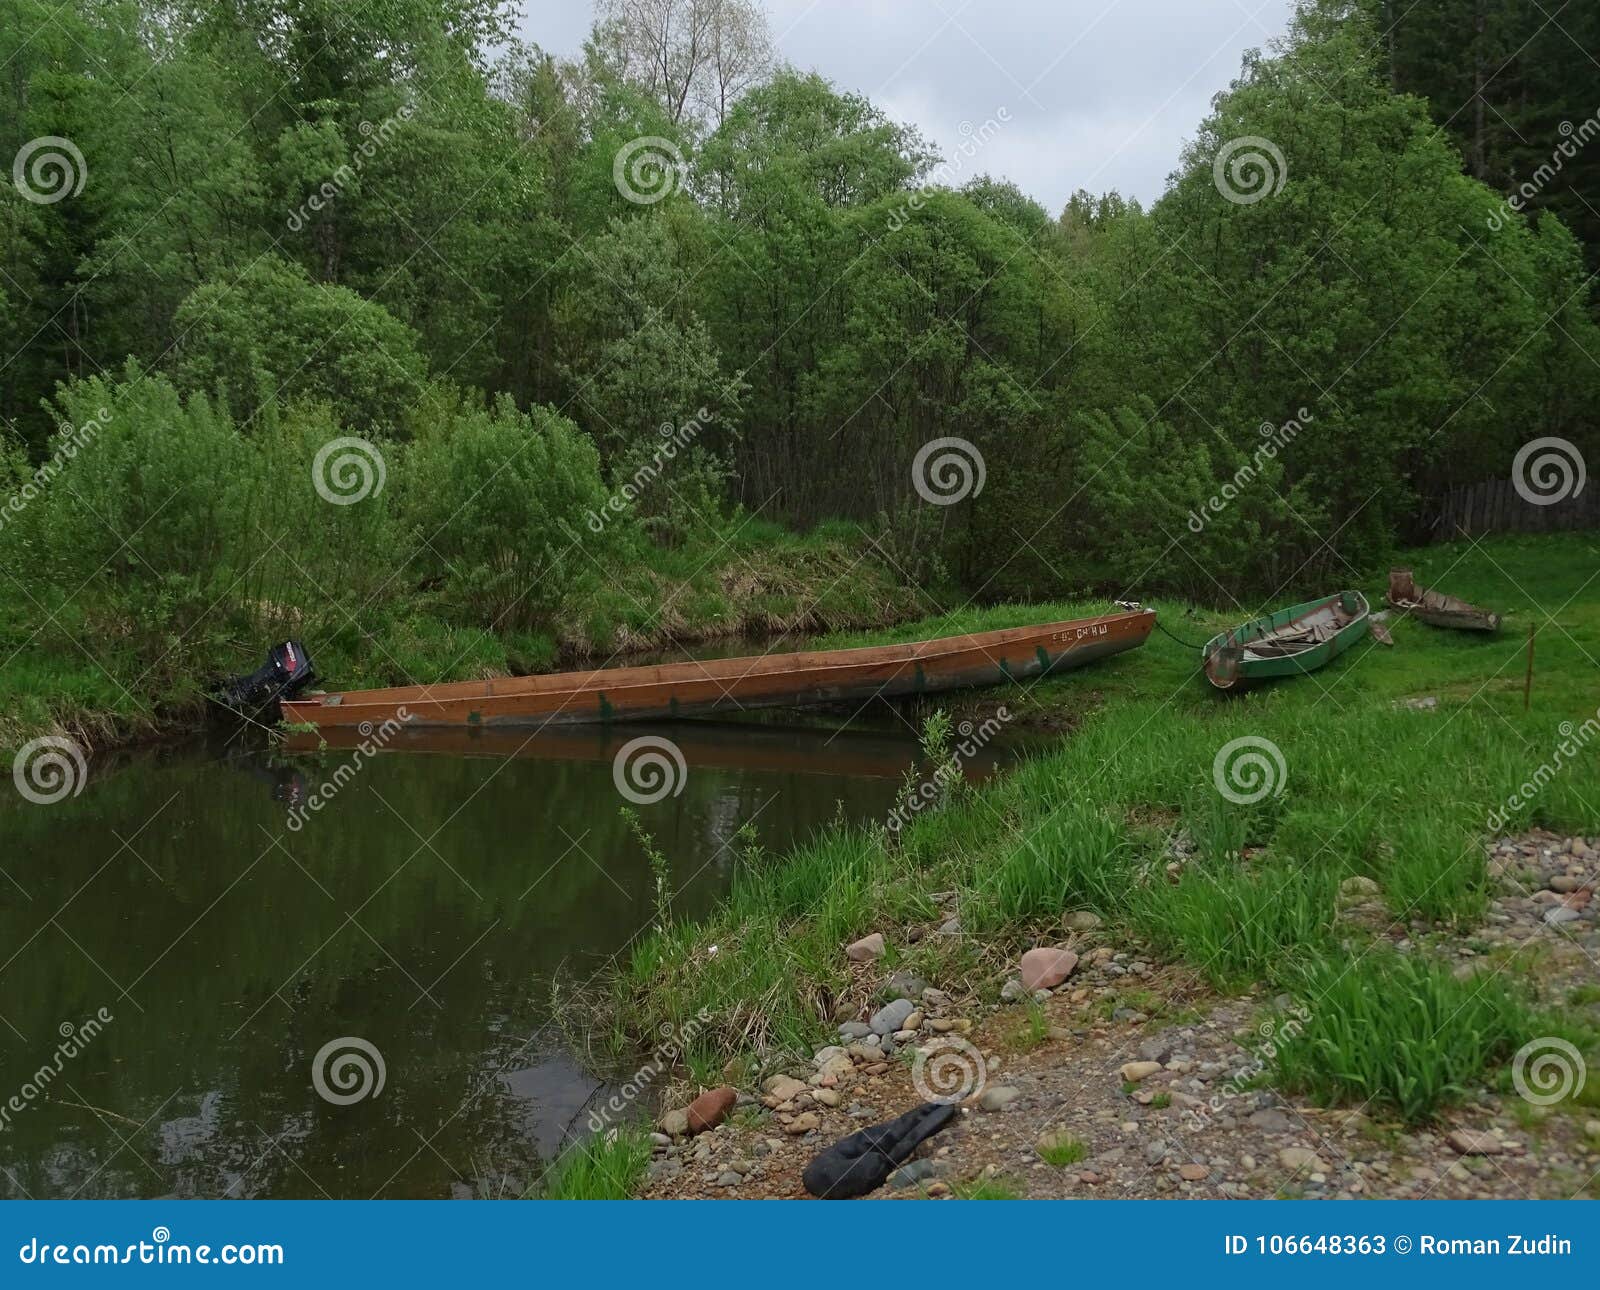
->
[1386,567,1500,632]
[280,607,1156,731]
[1202,592,1370,691]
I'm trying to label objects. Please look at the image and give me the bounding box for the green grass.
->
[952,1176,1026,1199]
[1003,1000,1051,1053]
[1272,953,1544,1124]
[593,534,1600,1121]
[529,1128,653,1200]
[1037,1133,1089,1166]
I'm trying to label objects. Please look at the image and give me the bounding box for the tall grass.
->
[530,1129,652,1200]
[1273,954,1540,1123]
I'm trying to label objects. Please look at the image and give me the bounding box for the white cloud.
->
[516,0,1298,210]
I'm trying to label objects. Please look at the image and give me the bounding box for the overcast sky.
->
[514,0,1300,213]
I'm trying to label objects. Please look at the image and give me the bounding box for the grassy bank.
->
[0,517,924,758]
[597,532,1600,1125]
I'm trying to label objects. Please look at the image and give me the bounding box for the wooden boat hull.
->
[281,609,1156,731]
[1203,592,1370,691]
[1386,568,1500,632]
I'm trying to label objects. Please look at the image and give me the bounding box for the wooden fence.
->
[1429,477,1598,541]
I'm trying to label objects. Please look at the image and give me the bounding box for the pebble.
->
[846,932,885,962]
[1278,1147,1329,1174]
[1062,909,1103,931]
[838,1021,872,1040]
[1019,946,1080,991]
[888,1159,939,1189]
[1000,978,1029,1003]
[714,1170,743,1188]
[813,1088,841,1108]
[903,1010,924,1030]
[978,1086,1022,1112]
[937,916,962,937]
[658,1109,689,1137]
[762,1074,809,1105]
[870,998,916,1035]
[1120,1061,1163,1083]
[1179,1163,1209,1181]
[1446,1129,1507,1156]
[1544,907,1580,926]
[1247,1109,1292,1134]
[781,1112,820,1135]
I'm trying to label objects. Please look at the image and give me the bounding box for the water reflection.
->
[0,716,1019,1198]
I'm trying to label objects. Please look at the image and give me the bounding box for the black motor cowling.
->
[214,641,317,714]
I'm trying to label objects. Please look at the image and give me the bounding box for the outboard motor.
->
[214,641,317,716]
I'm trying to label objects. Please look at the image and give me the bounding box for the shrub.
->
[173,256,427,435]
[30,369,243,604]
[404,397,634,631]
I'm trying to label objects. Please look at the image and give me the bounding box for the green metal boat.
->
[1203,591,1371,690]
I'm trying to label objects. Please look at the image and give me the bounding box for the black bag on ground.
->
[801,1101,957,1199]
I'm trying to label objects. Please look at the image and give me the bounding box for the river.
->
[0,713,1021,1198]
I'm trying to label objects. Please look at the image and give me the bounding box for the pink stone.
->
[846,933,885,962]
[1019,946,1079,992]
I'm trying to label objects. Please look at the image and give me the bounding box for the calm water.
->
[0,714,1017,1198]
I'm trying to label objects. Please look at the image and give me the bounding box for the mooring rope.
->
[1152,617,1213,652]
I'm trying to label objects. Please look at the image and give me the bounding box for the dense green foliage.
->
[1373,0,1600,272]
[1,0,1596,741]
